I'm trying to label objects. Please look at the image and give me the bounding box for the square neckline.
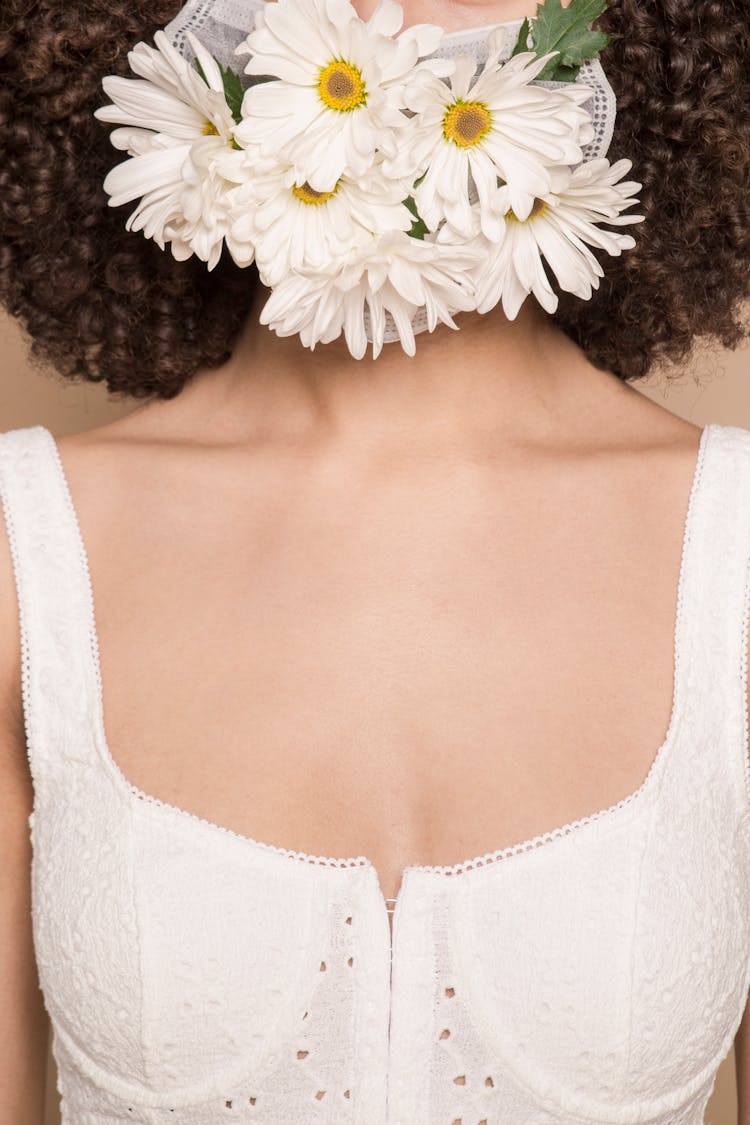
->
[39,422,712,906]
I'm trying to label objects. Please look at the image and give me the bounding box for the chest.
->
[6,420,750,1123]
[89,458,686,903]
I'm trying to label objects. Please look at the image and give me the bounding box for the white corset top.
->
[1,421,750,1125]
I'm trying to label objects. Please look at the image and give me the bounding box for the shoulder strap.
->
[668,422,750,812]
[0,425,102,798]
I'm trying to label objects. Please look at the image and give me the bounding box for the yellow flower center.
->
[202,121,220,136]
[317,60,367,112]
[442,100,492,148]
[506,198,548,223]
[292,180,339,205]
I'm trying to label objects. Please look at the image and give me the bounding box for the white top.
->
[1,421,750,1125]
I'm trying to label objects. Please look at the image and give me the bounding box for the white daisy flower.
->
[260,229,481,358]
[474,157,644,320]
[95,31,255,269]
[387,31,596,238]
[229,158,415,284]
[163,138,257,270]
[234,0,452,194]
[96,31,237,141]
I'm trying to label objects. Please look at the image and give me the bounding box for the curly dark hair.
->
[1,0,749,401]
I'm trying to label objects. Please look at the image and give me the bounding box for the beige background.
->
[1,310,748,1122]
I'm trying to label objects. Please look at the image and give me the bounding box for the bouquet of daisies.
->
[95,0,644,359]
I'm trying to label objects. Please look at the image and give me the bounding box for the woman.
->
[1,0,749,1120]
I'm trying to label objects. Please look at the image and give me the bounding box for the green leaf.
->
[404,196,428,241]
[548,62,583,82]
[194,56,209,85]
[522,0,610,82]
[509,17,532,58]
[218,60,245,125]
[194,54,245,124]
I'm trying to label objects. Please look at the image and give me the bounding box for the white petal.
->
[398,22,445,58]
[97,78,206,137]
[103,146,189,207]
[366,0,404,38]
[186,32,224,92]
[450,55,479,100]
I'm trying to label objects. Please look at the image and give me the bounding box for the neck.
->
[166,283,628,454]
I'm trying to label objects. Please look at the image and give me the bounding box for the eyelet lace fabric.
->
[1,422,750,1124]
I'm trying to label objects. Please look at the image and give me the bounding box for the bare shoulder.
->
[544,368,708,511]
[47,379,714,603]
[587,374,705,453]
[50,400,200,528]
[52,399,173,462]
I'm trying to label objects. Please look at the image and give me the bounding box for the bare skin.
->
[51,290,707,910]
[44,0,712,924]
[4,0,748,1110]
[354,0,565,29]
